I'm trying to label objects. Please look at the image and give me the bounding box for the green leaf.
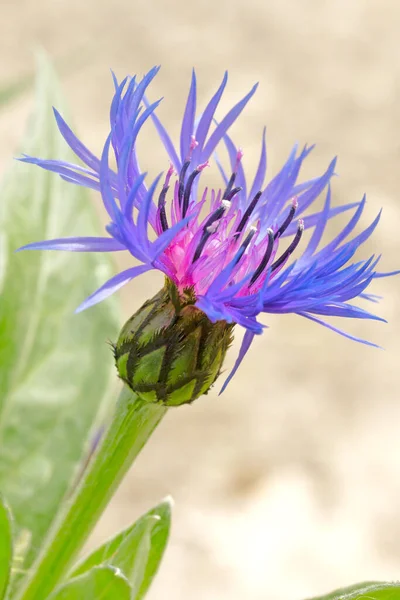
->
[70,498,172,599]
[308,581,400,599]
[48,566,131,600]
[0,495,12,599]
[0,53,119,576]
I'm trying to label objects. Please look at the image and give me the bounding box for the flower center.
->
[156,143,304,296]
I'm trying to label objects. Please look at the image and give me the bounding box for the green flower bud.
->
[114,279,234,406]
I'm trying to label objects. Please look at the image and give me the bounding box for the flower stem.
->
[15,385,167,600]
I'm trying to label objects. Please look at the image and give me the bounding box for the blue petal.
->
[124,172,147,219]
[194,71,228,157]
[18,156,100,192]
[99,133,121,220]
[374,269,400,278]
[180,69,197,161]
[296,157,337,215]
[298,312,382,349]
[53,108,101,172]
[152,215,192,255]
[18,237,125,252]
[220,329,255,394]
[144,99,181,170]
[319,195,366,255]
[248,127,267,201]
[110,76,128,125]
[283,201,361,238]
[201,83,258,161]
[60,173,100,192]
[75,264,151,313]
[127,67,160,122]
[136,173,163,251]
[302,185,331,258]
[222,131,247,202]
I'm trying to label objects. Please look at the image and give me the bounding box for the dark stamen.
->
[236,191,262,235]
[192,205,226,263]
[223,149,244,199]
[271,220,304,272]
[236,227,256,262]
[182,168,202,218]
[225,186,242,202]
[274,199,298,240]
[178,160,191,207]
[223,172,236,199]
[157,185,169,232]
[226,228,257,288]
[250,229,274,285]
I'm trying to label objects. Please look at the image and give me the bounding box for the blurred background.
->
[1,1,400,598]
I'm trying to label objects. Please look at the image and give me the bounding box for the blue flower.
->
[19,66,398,391]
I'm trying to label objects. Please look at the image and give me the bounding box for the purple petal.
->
[18,156,100,192]
[110,76,128,125]
[296,157,337,215]
[374,269,400,278]
[303,185,331,257]
[144,98,181,170]
[298,312,382,349]
[220,329,255,394]
[18,237,125,252]
[75,264,151,313]
[136,173,163,251]
[248,127,267,201]
[319,195,367,256]
[306,303,386,322]
[128,67,160,121]
[180,69,197,161]
[194,71,228,158]
[152,215,191,255]
[124,172,147,220]
[214,151,229,186]
[53,109,101,172]
[60,173,101,192]
[283,201,361,238]
[99,133,121,220]
[201,83,258,162]
[222,132,247,202]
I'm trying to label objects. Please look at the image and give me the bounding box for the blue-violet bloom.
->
[19,67,399,391]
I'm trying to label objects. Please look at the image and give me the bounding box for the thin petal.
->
[124,172,147,219]
[283,201,361,238]
[222,132,247,202]
[18,156,100,192]
[180,69,197,161]
[303,185,331,257]
[248,127,267,201]
[75,265,151,313]
[53,108,101,172]
[296,157,337,215]
[60,173,101,192]
[136,173,163,251]
[298,312,382,348]
[194,71,228,156]
[201,83,258,161]
[318,195,366,255]
[144,98,181,170]
[219,329,255,394]
[18,237,125,252]
[99,133,121,220]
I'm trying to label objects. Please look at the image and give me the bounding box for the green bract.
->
[114,279,234,406]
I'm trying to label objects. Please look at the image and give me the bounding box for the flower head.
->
[19,66,398,392]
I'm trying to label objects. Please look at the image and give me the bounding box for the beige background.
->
[2,1,400,599]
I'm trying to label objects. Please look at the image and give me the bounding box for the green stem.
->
[15,386,167,600]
